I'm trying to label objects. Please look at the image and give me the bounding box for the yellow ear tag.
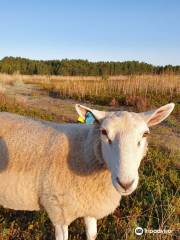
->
[78,116,85,123]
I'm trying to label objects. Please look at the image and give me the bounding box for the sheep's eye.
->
[108,139,112,144]
[143,131,150,138]
[101,129,112,144]
[101,129,107,136]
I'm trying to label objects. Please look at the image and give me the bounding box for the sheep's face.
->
[100,112,148,195]
[75,103,175,196]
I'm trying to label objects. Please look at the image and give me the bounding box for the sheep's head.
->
[75,103,175,196]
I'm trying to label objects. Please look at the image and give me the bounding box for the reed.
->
[39,74,180,105]
[0,73,179,105]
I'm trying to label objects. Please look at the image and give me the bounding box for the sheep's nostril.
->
[116,177,135,191]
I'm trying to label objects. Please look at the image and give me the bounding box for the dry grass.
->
[21,74,180,107]
[0,73,179,113]
[45,75,179,98]
[0,73,179,97]
[0,73,179,116]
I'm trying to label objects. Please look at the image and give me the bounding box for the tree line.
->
[0,56,179,76]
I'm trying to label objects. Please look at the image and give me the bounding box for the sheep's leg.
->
[55,224,68,240]
[84,217,97,240]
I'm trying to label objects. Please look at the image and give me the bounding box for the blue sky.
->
[0,0,180,65]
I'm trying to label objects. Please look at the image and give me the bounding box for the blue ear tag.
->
[85,112,95,125]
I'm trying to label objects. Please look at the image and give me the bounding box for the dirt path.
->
[3,82,81,121]
[3,81,123,121]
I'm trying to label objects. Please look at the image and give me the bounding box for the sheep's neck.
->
[82,125,106,173]
[68,124,105,176]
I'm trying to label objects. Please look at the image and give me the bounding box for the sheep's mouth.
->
[114,185,136,196]
[112,178,138,196]
[120,189,135,196]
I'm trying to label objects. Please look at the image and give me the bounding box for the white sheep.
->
[0,103,175,240]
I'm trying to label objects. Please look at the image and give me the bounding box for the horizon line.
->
[1,55,180,68]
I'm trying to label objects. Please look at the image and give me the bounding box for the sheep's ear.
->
[140,103,175,127]
[75,104,107,123]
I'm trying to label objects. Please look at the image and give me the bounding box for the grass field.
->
[0,73,179,112]
[0,74,179,239]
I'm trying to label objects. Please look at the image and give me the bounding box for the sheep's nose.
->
[116,177,135,191]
